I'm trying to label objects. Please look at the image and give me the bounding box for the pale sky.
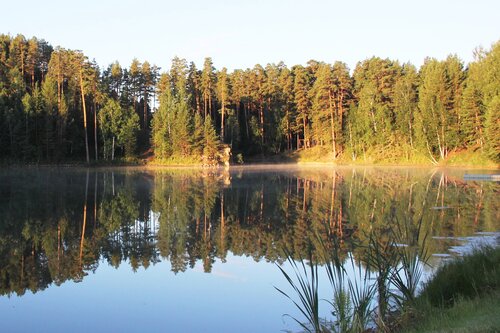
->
[2,0,499,72]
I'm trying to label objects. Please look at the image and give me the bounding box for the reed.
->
[275,250,325,333]
[276,218,430,333]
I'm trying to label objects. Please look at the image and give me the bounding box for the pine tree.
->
[352,57,399,149]
[201,57,215,117]
[170,57,188,97]
[99,97,139,159]
[278,66,295,150]
[484,96,500,161]
[310,63,336,153]
[217,67,230,142]
[187,62,202,114]
[331,61,352,154]
[293,65,311,149]
[129,58,142,121]
[392,63,418,149]
[25,37,39,90]
[171,94,192,156]
[417,56,464,161]
[141,61,156,133]
[460,80,484,148]
[203,116,219,162]
[151,89,174,159]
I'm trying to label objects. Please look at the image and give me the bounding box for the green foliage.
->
[416,56,465,161]
[293,65,312,148]
[191,112,205,155]
[98,98,139,158]
[203,115,219,160]
[484,96,500,161]
[151,90,174,159]
[0,32,498,165]
[400,292,500,333]
[152,89,193,158]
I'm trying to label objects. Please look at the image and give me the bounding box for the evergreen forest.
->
[0,34,499,164]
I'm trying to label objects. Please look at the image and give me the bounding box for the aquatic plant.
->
[275,250,325,333]
[276,218,430,333]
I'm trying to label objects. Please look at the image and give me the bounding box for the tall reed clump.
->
[275,250,324,333]
[365,218,430,331]
[324,250,375,333]
[275,218,430,333]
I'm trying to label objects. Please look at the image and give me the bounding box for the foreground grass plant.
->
[276,219,430,333]
[399,246,500,333]
[275,251,325,333]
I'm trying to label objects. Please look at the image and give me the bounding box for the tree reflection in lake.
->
[0,167,498,296]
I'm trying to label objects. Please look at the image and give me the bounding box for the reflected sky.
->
[0,254,308,333]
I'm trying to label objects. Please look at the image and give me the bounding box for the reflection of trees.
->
[0,168,498,295]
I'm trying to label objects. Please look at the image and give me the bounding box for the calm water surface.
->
[0,166,498,332]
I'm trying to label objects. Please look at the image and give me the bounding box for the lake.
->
[0,166,498,332]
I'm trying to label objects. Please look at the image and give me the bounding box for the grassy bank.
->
[398,246,500,333]
[401,292,500,333]
[280,146,498,168]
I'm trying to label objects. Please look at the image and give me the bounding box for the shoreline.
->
[0,160,499,170]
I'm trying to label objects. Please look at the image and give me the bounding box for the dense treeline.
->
[0,33,499,163]
[0,168,498,295]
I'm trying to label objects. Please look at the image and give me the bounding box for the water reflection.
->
[0,167,498,296]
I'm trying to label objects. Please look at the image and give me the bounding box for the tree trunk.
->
[94,100,98,161]
[112,136,115,161]
[259,103,264,147]
[208,90,212,117]
[79,67,90,163]
[204,94,208,117]
[20,42,25,77]
[57,60,63,148]
[303,117,307,149]
[408,119,413,149]
[143,90,148,132]
[244,103,250,139]
[339,91,344,154]
[286,109,291,150]
[221,95,225,141]
[329,89,337,157]
[31,69,35,91]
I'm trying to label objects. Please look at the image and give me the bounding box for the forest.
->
[0,33,499,164]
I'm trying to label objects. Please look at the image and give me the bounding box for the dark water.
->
[0,166,498,332]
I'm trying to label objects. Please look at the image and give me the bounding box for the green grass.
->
[419,246,500,307]
[149,155,203,166]
[442,149,498,168]
[398,246,500,333]
[400,292,500,333]
[280,146,498,167]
